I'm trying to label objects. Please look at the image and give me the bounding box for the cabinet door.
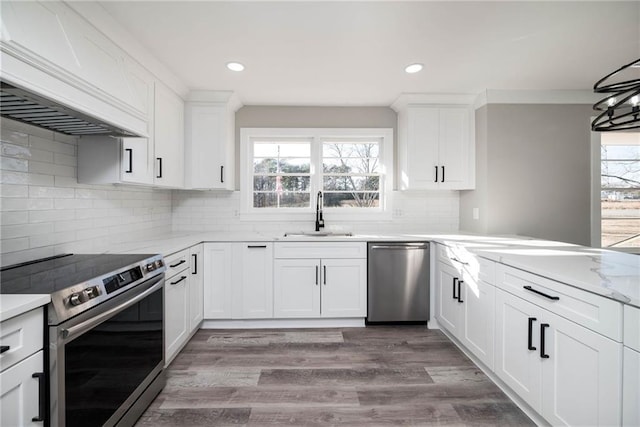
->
[165,272,189,364]
[435,261,463,337]
[623,347,640,427]
[274,259,320,318]
[0,351,43,427]
[153,82,184,188]
[188,244,204,331]
[203,243,233,319]
[403,107,439,190]
[185,104,233,190]
[320,259,366,318]
[438,107,471,189]
[121,138,152,184]
[541,310,622,426]
[460,274,495,370]
[494,289,543,412]
[236,243,273,319]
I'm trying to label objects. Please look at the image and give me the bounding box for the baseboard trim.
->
[201,318,366,329]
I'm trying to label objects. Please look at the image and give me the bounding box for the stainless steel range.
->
[1,253,166,427]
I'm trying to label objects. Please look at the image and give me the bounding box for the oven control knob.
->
[69,293,83,306]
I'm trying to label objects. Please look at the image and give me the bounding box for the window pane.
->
[323,143,379,158]
[601,145,640,160]
[254,142,310,157]
[324,192,379,208]
[323,175,379,191]
[254,176,310,192]
[280,158,310,173]
[601,190,640,247]
[253,192,310,208]
[601,160,640,188]
[253,192,278,208]
[323,158,379,173]
[253,158,278,173]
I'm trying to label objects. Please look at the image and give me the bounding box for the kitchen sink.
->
[283,231,354,238]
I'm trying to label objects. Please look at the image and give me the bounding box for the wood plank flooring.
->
[136,326,535,426]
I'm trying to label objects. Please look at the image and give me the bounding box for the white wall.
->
[0,118,172,267]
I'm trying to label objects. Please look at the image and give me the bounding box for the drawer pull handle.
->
[315,265,319,285]
[170,259,186,268]
[247,245,267,248]
[457,280,464,303]
[125,148,133,173]
[527,317,537,351]
[0,345,10,354]
[540,323,550,359]
[32,372,45,422]
[523,286,559,301]
[323,265,327,285]
[192,254,197,275]
[451,257,469,265]
[170,276,187,285]
[452,277,458,299]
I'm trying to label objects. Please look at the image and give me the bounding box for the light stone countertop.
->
[114,230,640,308]
[0,294,50,322]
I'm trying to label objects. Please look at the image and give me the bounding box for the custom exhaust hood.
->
[0,80,139,137]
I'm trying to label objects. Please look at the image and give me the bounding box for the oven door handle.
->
[61,275,164,342]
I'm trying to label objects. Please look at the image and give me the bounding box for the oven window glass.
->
[64,287,163,427]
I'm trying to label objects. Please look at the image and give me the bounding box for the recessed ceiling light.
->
[405,63,423,74]
[226,62,245,72]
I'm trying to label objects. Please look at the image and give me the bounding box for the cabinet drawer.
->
[165,249,190,279]
[0,308,43,373]
[496,264,622,341]
[274,242,366,259]
[437,244,495,284]
[624,305,640,352]
[0,350,43,427]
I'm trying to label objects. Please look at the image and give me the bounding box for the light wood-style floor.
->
[136,326,535,426]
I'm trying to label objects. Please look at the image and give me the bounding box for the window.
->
[241,128,393,219]
[600,133,640,248]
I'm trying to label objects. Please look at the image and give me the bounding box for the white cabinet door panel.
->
[541,311,622,427]
[121,138,152,184]
[203,243,233,319]
[404,107,439,189]
[273,259,320,318]
[188,244,204,331]
[495,289,543,412]
[0,351,43,427]
[153,83,184,188]
[236,244,273,319]
[320,259,366,318]
[623,347,640,427]
[438,108,470,189]
[436,262,462,336]
[165,273,188,364]
[461,277,495,370]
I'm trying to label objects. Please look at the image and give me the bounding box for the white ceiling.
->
[99,1,640,106]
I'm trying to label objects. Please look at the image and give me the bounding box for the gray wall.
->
[234,106,397,190]
[460,104,594,246]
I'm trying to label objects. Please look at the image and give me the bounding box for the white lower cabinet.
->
[203,243,233,319]
[188,244,204,331]
[435,245,495,369]
[0,351,44,427]
[165,246,203,365]
[623,347,640,426]
[273,242,367,319]
[233,243,273,319]
[0,307,45,427]
[495,288,622,426]
[273,258,366,318]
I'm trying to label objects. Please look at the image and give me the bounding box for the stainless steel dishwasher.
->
[367,242,430,323]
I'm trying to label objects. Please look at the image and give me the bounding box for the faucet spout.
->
[315,191,325,232]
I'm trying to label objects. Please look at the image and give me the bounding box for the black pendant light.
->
[591,58,640,132]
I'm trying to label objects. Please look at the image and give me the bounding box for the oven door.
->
[49,274,164,427]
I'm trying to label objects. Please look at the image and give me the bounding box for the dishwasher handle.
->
[369,244,429,250]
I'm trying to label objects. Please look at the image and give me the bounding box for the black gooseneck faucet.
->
[315,191,325,232]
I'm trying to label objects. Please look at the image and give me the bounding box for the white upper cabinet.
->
[393,95,475,190]
[153,82,185,188]
[184,92,241,190]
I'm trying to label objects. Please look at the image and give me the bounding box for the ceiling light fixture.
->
[592,58,640,132]
[226,62,245,72]
[404,63,423,74]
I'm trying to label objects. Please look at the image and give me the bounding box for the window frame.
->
[240,127,393,221]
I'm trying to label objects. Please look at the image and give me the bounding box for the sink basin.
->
[283,232,354,238]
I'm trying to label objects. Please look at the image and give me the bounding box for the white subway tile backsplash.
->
[0,129,29,146]
[1,171,54,186]
[0,156,28,172]
[29,186,76,199]
[1,211,28,225]
[1,223,53,239]
[54,152,76,167]
[0,237,29,253]
[29,160,75,178]
[29,135,75,156]
[0,184,28,198]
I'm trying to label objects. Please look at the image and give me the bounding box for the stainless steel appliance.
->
[367,242,430,323]
[0,253,166,427]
